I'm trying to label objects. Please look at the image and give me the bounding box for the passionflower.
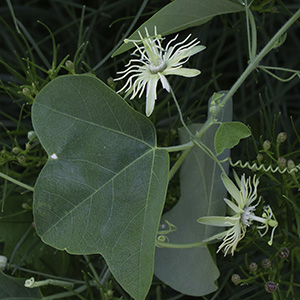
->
[115,27,205,116]
[198,173,278,256]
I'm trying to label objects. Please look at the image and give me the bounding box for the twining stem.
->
[163,8,300,180]
[220,8,300,109]
[0,172,34,192]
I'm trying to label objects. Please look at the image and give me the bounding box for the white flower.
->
[114,27,205,116]
[198,173,278,256]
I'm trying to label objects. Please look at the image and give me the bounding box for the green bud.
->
[22,87,32,96]
[22,203,31,210]
[231,274,241,285]
[17,155,26,164]
[65,60,74,69]
[27,131,36,140]
[277,157,287,169]
[12,147,20,154]
[256,153,263,163]
[276,132,287,144]
[263,140,271,151]
[249,262,258,273]
[287,159,295,171]
[209,105,218,115]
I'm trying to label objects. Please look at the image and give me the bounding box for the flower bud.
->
[265,281,277,293]
[17,155,26,164]
[249,262,258,273]
[22,203,31,210]
[277,132,287,144]
[65,60,74,69]
[256,154,263,163]
[287,160,295,171]
[0,256,7,270]
[278,247,290,259]
[12,147,20,155]
[27,131,36,140]
[231,274,241,285]
[263,140,271,151]
[277,157,287,169]
[261,258,271,269]
[22,87,32,96]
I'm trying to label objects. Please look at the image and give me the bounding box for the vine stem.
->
[220,8,300,108]
[0,172,34,192]
[163,9,300,181]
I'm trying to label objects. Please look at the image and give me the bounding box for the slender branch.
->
[220,8,300,108]
[0,172,34,192]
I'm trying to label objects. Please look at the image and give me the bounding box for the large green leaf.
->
[32,74,169,300]
[154,96,232,296]
[113,0,243,57]
[0,271,42,300]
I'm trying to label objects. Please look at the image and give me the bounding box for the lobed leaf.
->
[32,74,169,300]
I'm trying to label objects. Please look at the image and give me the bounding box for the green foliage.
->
[32,75,169,300]
[113,0,243,57]
[1,0,300,299]
[214,122,251,155]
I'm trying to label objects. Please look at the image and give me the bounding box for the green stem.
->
[0,172,34,192]
[161,140,193,152]
[156,240,205,249]
[220,8,300,108]
[42,285,87,300]
[168,146,193,180]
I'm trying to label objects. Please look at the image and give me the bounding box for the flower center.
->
[241,206,256,226]
[149,59,167,74]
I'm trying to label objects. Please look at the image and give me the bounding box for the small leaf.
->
[112,0,243,57]
[214,122,251,155]
[32,74,169,300]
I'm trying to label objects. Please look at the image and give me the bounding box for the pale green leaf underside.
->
[32,75,169,300]
[214,121,251,155]
[154,95,232,296]
[113,0,243,57]
[0,271,42,300]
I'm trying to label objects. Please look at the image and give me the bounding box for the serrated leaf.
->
[32,74,169,300]
[113,0,243,57]
[214,122,251,155]
[0,272,42,300]
[154,97,232,296]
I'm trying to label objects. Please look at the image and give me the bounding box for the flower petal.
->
[224,198,244,214]
[181,45,206,59]
[158,73,170,92]
[145,77,158,116]
[198,216,239,227]
[164,67,200,77]
[221,173,242,207]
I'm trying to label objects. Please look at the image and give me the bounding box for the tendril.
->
[221,158,300,175]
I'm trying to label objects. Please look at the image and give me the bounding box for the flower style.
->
[114,27,205,116]
[198,173,278,256]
